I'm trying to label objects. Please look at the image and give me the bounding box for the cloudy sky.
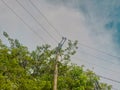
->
[0,0,120,89]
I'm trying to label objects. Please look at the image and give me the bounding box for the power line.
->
[77,49,120,66]
[16,0,58,43]
[74,57,120,83]
[97,75,120,84]
[97,75,120,90]
[29,0,62,38]
[1,0,46,44]
[74,57,120,89]
[78,42,120,60]
[74,57,120,74]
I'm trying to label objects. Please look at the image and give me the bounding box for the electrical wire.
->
[1,0,46,44]
[78,42,120,60]
[29,0,62,38]
[77,49,120,66]
[97,75,120,84]
[16,0,58,43]
[74,57,120,85]
[74,57,120,74]
[73,57,120,90]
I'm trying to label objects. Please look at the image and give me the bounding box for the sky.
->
[0,0,120,89]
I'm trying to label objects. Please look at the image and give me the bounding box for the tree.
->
[0,32,112,90]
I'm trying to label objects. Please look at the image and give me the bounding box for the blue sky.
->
[0,0,120,89]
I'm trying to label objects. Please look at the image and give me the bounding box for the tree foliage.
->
[0,32,112,90]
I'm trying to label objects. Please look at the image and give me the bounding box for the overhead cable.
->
[97,75,120,84]
[78,42,120,59]
[16,0,58,43]
[1,0,46,44]
[29,0,62,38]
[77,49,120,66]
[74,57,120,74]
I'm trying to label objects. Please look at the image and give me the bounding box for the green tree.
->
[0,32,112,90]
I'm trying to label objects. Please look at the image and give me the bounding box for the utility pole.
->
[53,37,66,90]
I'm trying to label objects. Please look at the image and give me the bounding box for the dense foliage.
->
[0,32,112,90]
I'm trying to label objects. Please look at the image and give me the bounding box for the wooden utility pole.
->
[53,52,59,90]
[53,37,66,90]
